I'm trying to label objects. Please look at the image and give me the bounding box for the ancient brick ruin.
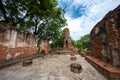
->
[85,5,120,80]
[90,5,120,68]
[0,4,120,80]
[38,39,51,53]
[0,23,36,61]
[54,28,76,54]
[63,28,74,49]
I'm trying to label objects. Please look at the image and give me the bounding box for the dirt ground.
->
[0,54,107,80]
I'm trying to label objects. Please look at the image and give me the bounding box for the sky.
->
[58,0,120,40]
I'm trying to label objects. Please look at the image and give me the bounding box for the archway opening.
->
[66,40,68,48]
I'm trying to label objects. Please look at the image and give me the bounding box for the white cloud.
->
[58,0,120,40]
[65,15,95,40]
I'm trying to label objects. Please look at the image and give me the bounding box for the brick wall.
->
[85,56,120,80]
[89,5,120,80]
[0,23,36,62]
[90,5,120,68]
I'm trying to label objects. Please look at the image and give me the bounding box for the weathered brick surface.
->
[63,28,75,49]
[85,56,120,80]
[0,23,36,62]
[38,39,51,53]
[0,34,8,42]
[53,48,77,54]
[78,51,91,57]
[89,5,120,80]
[90,5,120,68]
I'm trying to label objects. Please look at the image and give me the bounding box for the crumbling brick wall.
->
[90,5,120,68]
[0,23,36,61]
[38,39,51,53]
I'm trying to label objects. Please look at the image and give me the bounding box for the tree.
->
[37,7,67,41]
[76,40,83,50]
[73,34,90,50]
[0,0,67,41]
[79,34,90,50]
[50,30,64,48]
[72,40,77,47]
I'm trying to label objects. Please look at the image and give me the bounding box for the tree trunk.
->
[34,25,38,35]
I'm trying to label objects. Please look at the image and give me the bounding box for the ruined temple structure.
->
[54,28,77,54]
[63,28,75,49]
[38,39,51,53]
[85,5,120,80]
[0,23,36,61]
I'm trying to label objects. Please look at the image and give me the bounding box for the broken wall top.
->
[0,23,34,37]
[91,4,120,35]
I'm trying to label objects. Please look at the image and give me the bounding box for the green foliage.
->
[80,34,90,50]
[0,0,67,42]
[37,7,67,41]
[50,31,64,48]
[72,40,77,47]
[72,34,90,51]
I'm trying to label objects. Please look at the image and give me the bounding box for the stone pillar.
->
[9,29,17,48]
[6,29,11,40]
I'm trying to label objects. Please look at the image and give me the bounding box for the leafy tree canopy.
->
[0,0,67,41]
[72,34,90,51]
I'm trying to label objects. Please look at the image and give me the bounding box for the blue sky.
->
[58,0,120,40]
